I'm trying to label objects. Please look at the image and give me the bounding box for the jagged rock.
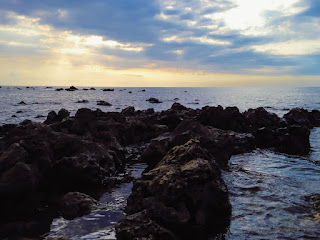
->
[122,106,135,116]
[244,107,281,131]
[141,120,255,169]
[118,140,231,239]
[199,106,247,132]
[284,108,313,128]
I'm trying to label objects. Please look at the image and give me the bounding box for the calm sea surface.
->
[1,87,319,239]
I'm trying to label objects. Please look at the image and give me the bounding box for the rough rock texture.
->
[199,105,247,132]
[116,140,231,240]
[141,120,255,169]
[58,192,98,220]
[0,104,317,239]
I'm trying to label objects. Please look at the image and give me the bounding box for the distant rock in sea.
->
[146,98,162,103]
[18,101,27,105]
[102,88,114,92]
[65,86,78,91]
[97,101,112,106]
[76,100,89,104]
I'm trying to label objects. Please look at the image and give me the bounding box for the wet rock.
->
[199,106,247,132]
[122,106,135,116]
[146,98,162,104]
[141,89,146,92]
[118,140,231,239]
[275,125,310,155]
[18,101,27,105]
[55,88,63,91]
[244,107,281,131]
[116,210,177,240]
[12,115,17,118]
[128,91,132,94]
[58,192,97,220]
[102,88,114,91]
[97,101,112,106]
[90,87,96,90]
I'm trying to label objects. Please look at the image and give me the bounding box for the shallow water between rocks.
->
[45,129,320,240]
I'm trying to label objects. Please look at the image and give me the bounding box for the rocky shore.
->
[0,103,319,239]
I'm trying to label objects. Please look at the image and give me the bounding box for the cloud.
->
[0,0,320,85]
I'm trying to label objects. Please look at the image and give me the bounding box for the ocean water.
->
[1,86,320,239]
[1,86,320,125]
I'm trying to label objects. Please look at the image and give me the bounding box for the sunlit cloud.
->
[251,39,320,55]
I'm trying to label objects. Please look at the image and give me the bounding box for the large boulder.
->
[117,140,231,239]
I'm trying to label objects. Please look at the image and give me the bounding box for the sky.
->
[0,0,320,87]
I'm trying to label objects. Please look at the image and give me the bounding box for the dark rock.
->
[141,89,146,92]
[44,109,70,125]
[141,120,255,169]
[128,91,132,94]
[90,87,96,90]
[16,111,23,114]
[35,115,45,118]
[102,88,114,91]
[18,101,27,105]
[116,210,177,240]
[11,115,17,118]
[145,108,155,115]
[58,192,97,220]
[76,100,89,103]
[122,106,135,116]
[58,109,70,120]
[199,106,247,132]
[65,86,78,91]
[82,88,89,91]
[171,103,188,111]
[55,88,63,91]
[275,125,310,155]
[146,98,162,104]
[174,98,179,101]
[97,101,112,106]
[244,107,281,131]
[284,108,313,128]
[118,140,231,239]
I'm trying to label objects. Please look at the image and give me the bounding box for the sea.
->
[1,86,320,239]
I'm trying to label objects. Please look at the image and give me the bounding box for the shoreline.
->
[0,104,319,239]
